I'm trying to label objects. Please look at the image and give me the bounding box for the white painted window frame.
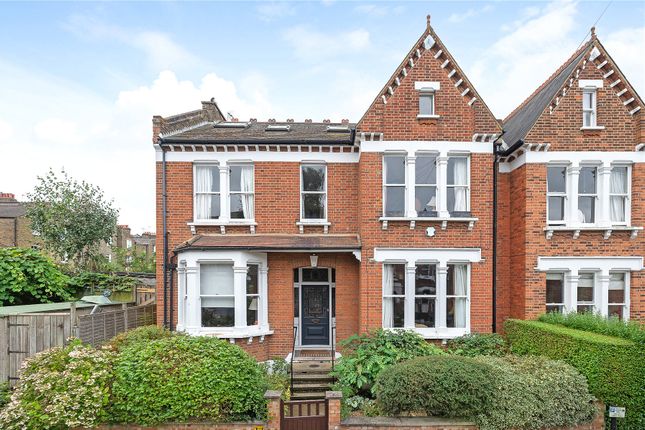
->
[576,272,597,313]
[446,154,471,213]
[546,165,568,226]
[609,164,631,226]
[413,263,437,328]
[300,162,328,223]
[578,164,599,225]
[228,163,255,220]
[382,262,407,329]
[582,88,597,128]
[414,153,438,216]
[415,81,440,119]
[199,262,236,328]
[382,153,407,218]
[193,163,222,222]
[545,272,566,313]
[608,271,630,320]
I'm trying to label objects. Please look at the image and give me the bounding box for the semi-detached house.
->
[153,19,644,361]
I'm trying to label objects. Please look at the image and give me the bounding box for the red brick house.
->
[153,20,643,362]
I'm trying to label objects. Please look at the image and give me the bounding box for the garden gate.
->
[280,398,328,430]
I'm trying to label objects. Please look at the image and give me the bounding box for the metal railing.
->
[331,325,337,383]
[290,325,298,390]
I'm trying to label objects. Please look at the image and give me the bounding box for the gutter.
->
[159,138,356,146]
[491,129,506,333]
[174,246,361,253]
[161,143,169,329]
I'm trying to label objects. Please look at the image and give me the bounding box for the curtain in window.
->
[454,265,467,328]
[453,159,468,211]
[196,167,213,219]
[382,265,393,328]
[610,168,626,222]
[240,166,254,219]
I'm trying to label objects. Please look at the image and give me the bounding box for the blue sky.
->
[1,1,643,232]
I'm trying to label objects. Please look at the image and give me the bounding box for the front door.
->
[301,285,330,346]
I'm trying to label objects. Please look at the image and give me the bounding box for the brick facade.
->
[154,23,643,360]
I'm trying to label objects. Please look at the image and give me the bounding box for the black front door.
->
[301,285,330,346]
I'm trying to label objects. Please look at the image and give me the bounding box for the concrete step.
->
[292,373,335,383]
[290,391,328,400]
[291,361,333,373]
[292,382,332,392]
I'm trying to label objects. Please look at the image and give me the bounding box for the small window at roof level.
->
[419,93,435,116]
[582,89,597,127]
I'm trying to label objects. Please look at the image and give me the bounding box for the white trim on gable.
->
[579,79,603,88]
[415,81,441,91]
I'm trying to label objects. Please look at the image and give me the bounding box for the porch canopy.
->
[174,234,361,253]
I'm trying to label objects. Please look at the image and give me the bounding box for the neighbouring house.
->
[152,19,643,362]
[100,224,156,265]
[0,192,41,249]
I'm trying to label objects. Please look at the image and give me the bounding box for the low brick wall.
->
[339,416,477,429]
[94,423,266,430]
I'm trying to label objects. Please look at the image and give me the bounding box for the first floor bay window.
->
[246,264,259,326]
[545,273,565,312]
[577,273,595,313]
[608,273,627,319]
[200,264,234,327]
[414,264,436,328]
[383,264,405,328]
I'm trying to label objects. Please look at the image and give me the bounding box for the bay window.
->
[415,155,437,216]
[414,264,436,328]
[229,165,254,219]
[446,264,467,328]
[383,264,405,328]
[447,157,469,213]
[195,165,221,220]
[200,264,235,327]
[545,273,565,312]
[608,273,627,320]
[578,167,597,224]
[576,273,595,313]
[246,264,259,326]
[383,155,406,217]
[547,166,566,224]
[301,164,327,220]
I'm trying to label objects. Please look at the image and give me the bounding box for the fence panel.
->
[77,304,156,347]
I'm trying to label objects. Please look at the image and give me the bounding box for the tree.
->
[26,169,119,269]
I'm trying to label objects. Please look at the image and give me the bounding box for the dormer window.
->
[582,89,597,127]
[415,82,440,119]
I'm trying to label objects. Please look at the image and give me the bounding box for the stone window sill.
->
[544,225,642,240]
[417,114,440,119]
[379,216,478,231]
[188,220,257,234]
[580,126,605,131]
[296,220,331,233]
[178,325,273,342]
[384,327,469,340]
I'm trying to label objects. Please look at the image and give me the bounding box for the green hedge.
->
[505,319,644,429]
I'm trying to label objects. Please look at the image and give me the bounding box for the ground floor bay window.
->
[537,256,643,320]
[376,248,480,338]
[176,250,270,337]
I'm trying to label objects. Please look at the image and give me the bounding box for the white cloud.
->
[33,118,83,145]
[283,26,370,60]
[64,14,198,71]
[470,0,579,117]
[448,5,493,23]
[354,4,406,17]
[602,26,645,96]
[257,2,296,22]
[0,119,13,143]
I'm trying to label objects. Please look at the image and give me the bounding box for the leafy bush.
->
[106,325,179,352]
[0,247,72,305]
[332,329,443,399]
[506,319,643,429]
[539,311,645,344]
[474,356,596,430]
[0,382,10,408]
[260,357,290,399]
[446,333,507,356]
[68,271,139,294]
[110,335,266,425]
[375,355,495,418]
[0,341,114,429]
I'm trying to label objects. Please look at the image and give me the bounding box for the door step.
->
[289,354,335,400]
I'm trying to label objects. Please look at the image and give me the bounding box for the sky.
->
[0,0,643,233]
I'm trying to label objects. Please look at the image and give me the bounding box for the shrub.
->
[332,329,443,399]
[0,341,114,429]
[0,247,72,305]
[538,311,645,344]
[110,335,266,425]
[68,271,139,294]
[260,357,290,399]
[506,319,644,429]
[375,355,495,418]
[0,382,10,408]
[107,325,179,352]
[474,356,596,430]
[446,333,507,356]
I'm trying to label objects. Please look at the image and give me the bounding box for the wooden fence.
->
[0,303,156,384]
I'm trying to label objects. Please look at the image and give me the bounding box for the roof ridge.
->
[504,41,593,122]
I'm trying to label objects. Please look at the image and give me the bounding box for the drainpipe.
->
[161,143,169,329]
[492,130,506,333]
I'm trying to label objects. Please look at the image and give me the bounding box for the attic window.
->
[415,82,440,118]
[326,126,351,133]
[265,125,291,132]
[214,122,249,128]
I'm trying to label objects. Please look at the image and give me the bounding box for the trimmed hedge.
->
[110,335,266,425]
[375,355,495,418]
[446,333,507,357]
[538,311,645,344]
[506,319,644,429]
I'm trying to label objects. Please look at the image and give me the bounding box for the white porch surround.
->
[498,150,645,173]
[176,249,272,339]
[373,248,481,339]
[536,256,643,319]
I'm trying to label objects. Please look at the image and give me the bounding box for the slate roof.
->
[0,201,26,218]
[160,121,356,145]
[175,234,361,252]
[503,41,593,148]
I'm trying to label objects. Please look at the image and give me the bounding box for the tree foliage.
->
[0,247,72,305]
[26,169,118,269]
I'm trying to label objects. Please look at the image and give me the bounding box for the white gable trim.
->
[578,79,603,89]
[415,81,441,91]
